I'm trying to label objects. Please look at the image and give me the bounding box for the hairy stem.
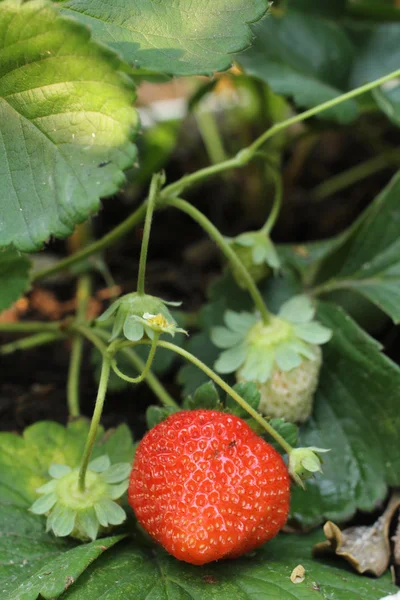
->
[167,197,271,323]
[261,167,283,234]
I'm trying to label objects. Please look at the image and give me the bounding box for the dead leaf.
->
[290,565,305,584]
[314,493,400,577]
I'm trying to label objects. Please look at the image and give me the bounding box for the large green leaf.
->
[0,419,135,507]
[58,0,268,76]
[290,302,400,528]
[0,506,122,600]
[57,532,395,599]
[0,0,137,252]
[314,172,400,323]
[0,247,31,311]
[238,9,358,123]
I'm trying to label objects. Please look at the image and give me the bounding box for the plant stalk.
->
[0,331,64,355]
[67,274,91,418]
[110,333,160,384]
[137,174,163,295]
[118,338,293,455]
[78,355,111,492]
[167,197,271,324]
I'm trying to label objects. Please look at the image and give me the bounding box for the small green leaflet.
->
[0,247,31,312]
[58,0,268,76]
[0,0,137,251]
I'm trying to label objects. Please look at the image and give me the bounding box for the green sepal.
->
[183,381,222,410]
[146,406,179,430]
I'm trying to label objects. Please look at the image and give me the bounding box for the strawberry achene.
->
[129,409,290,565]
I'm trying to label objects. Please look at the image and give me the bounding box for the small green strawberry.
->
[211,296,332,423]
[129,409,290,565]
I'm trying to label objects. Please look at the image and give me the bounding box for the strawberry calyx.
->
[212,295,332,380]
[97,292,185,342]
[30,455,131,541]
[289,446,330,488]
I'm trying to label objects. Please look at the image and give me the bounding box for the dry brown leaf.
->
[290,565,305,584]
[314,493,400,577]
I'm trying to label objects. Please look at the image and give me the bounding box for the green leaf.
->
[146,405,178,430]
[51,531,395,599]
[0,502,122,600]
[0,419,134,507]
[238,10,358,123]
[0,247,31,312]
[0,0,137,252]
[290,302,400,528]
[184,381,221,410]
[318,172,400,323]
[226,382,260,417]
[374,82,400,127]
[58,0,268,76]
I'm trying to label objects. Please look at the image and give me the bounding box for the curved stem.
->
[78,355,111,492]
[111,333,160,384]
[166,197,271,324]
[32,202,147,282]
[137,173,163,295]
[32,68,400,282]
[75,325,179,409]
[261,167,283,234]
[118,339,293,455]
[67,274,91,418]
[0,331,64,355]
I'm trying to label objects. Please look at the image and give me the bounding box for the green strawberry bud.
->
[97,292,184,342]
[289,446,330,488]
[30,456,130,541]
[230,243,271,288]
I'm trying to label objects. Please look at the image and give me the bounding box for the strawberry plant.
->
[1,0,400,597]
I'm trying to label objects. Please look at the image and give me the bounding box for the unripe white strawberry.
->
[212,296,332,424]
[238,346,322,423]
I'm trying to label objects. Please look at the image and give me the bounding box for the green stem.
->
[67,274,91,418]
[0,331,64,355]
[261,167,283,234]
[119,339,293,455]
[167,197,271,324]
[0,321,61,333]
[78,355,111,492]
[246,69,400,157]
[137,174,163,295]
[32,68,400,281]
[32,203,147,282]
[312,148,400,201]
[111,333,160,384]
[75,325,179,409]
[195,108,229,165]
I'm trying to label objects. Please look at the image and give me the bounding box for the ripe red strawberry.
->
[129,409,290,565]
